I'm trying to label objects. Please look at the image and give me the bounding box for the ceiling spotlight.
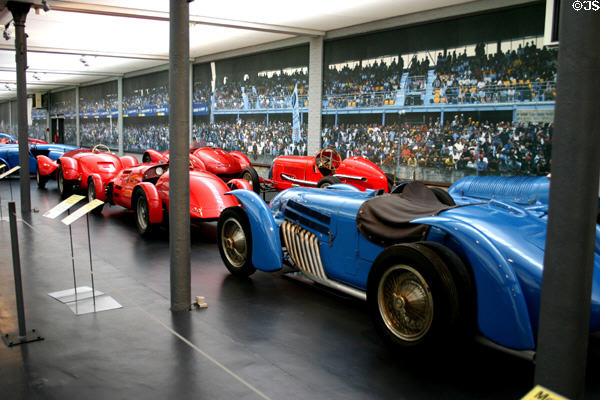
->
[4,84,11,90]
[80,56,89,67]
[33,74,41,80]
[41,0,51,12]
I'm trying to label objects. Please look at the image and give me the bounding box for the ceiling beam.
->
[49,1,325,36]
[0,67,123,77]
[0,44,169,60]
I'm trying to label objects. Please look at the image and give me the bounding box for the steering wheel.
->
[315,147,342,172]
[92,144,111,153]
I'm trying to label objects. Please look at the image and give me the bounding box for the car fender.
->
[120,155,139,169]
[37,156,58,176]
[89,173,106,202]
[143,149,168,163]
[335,156,388,192]
[227,189,282,272]
[227,178,253,191]
[413,215,535,350]
[189,154,206,171]
[134,182,163,224]
[0,156,9,169]
[59,157,80,180]
[229,151,251,170]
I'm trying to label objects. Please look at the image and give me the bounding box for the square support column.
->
[307,37,323,156]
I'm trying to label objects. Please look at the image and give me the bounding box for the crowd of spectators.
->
[323,59,402,108]
[432,42,557,104]
[123,120,169,152]
[79,98,118,114]
[80,120,119,148]
[193,120,307,158]
[213,71,308,110]
[122,86,170,111]
[321,114,552,174]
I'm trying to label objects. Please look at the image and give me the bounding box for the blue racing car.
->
[216,176,600,357]
[0,143,78,177]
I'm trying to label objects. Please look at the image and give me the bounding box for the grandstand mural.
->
[192,45,310,162]
[30,109,48,141]
[123,71,168,152]
[79,81,118,148]
[321,2,555,179]
[49,89,77,145]
[0,102,11,134]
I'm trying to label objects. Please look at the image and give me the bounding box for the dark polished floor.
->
[1,178,599,400]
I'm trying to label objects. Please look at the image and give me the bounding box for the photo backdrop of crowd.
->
[0,3,555,181]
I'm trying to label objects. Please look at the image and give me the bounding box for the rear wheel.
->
[317,176,341,188]
[217,207,255,277]
[57,166,73,198]
[87,177,104,215]
[36,167,48,189]
[367,243,460,349]
[135,191,158,237]
[241,166,260,194]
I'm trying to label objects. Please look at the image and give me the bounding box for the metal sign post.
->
[1,202,44,347]
[44,196,121,315]
[0,166,20,221]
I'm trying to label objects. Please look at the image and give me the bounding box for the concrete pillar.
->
[169,0,191,312]
[534,3,600,399]
[189,61,193,144]
[118,77,123,155]
[8,1,31,216]
[307,37,323,155]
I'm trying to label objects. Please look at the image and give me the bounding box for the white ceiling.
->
[0,0,481,101]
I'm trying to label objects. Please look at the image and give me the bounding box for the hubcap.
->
[378,264,433,342]
[137,197,148,231]
[242,172,253,187]
[221,217,247,268]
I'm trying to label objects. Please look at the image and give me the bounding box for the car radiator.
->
[281,220,328,281]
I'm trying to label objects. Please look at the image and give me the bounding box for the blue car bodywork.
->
[0,143,78,174]
[218,176,600,355]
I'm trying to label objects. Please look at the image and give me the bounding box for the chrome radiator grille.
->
[281,220,327,281]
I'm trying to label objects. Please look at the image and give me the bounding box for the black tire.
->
[241,166,260,194]
[36,166,48,189]
[317,176,341,188]
[417,241,476,340]
[431,187,455,206]
[217,207,256,277]
[134,190,158,237]
[367,243,460,349]
[87,177,104,215]
[57,166,73,198]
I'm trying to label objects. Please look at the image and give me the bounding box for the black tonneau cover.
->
[356,182,452,246]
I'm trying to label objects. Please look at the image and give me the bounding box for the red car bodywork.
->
[101,163,250,234]
[143,147,252,180]
[36,148,139,199]
[266,152,390,192]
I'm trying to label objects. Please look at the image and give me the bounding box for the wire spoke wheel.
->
[378,264,433,342]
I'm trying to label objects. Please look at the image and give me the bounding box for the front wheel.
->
[367,243,460,350]
[135,191,158,237]
[87,177,104,215]
[241,166,260,194]
[217,207,256,277]
[36,167,48,189]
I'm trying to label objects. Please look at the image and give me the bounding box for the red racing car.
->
[142,147,260,193]
[36,144,139,212]
[264,147,390,192]
[98,161,252,236]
